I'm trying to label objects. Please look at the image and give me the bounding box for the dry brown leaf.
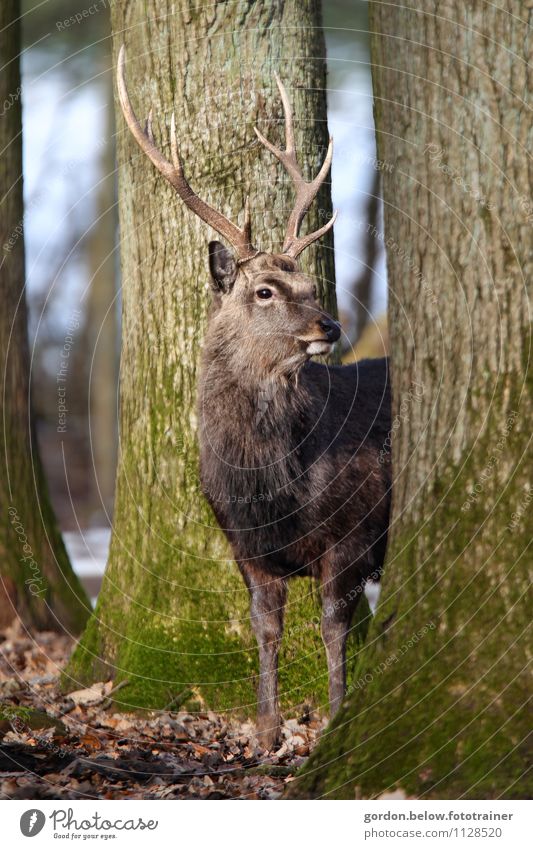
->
[80,733,103,750]
[191,743,210,757]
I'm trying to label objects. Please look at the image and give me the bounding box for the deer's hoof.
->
[256,714,281,751]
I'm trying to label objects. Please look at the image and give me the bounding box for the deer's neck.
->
[200,323,305,400]
[198,327,310,477]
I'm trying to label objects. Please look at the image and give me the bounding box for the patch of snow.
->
[63,527,110,577]
[365,580,381,612]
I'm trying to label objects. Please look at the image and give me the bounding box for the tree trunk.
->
[66,0,363,715]
[0,0,90,633]
[351,171,381,346]
[85,62,118,522]
[287,0,531,799]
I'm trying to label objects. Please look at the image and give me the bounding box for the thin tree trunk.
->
[0,0,90,633]
[352,170,380,345]
[66,0,357,715]
[287,0,531,799]
[85,62,118,521]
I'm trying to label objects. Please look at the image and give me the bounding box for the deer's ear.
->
[208,241,237,293]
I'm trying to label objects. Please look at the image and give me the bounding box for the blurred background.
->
[20,0,388,596]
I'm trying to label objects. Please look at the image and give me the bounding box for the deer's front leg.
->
[320,566,365,717]
[239,562,287,750]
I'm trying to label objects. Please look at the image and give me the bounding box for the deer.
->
[117,47,392,749]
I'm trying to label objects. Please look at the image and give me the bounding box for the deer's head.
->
[117,48,340,372]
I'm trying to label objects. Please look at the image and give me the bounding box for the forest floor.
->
[0,622,325,800]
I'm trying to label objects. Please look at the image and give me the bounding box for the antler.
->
[116,46,257,260]
[254,73,336,258]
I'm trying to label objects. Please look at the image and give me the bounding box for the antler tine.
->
[285,209,337,257]
[117,45,257,259]
[254,74,336,258]
[274,71,295,156]
[253,76,300,184]
[243,196,252,243]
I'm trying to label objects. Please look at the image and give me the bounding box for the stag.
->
[117,47,391,748]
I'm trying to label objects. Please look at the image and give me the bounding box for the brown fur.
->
[198,243,391,748]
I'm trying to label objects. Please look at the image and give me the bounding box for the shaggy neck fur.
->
[198,320,313,516]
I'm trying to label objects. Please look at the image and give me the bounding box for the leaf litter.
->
[0,622,325,799]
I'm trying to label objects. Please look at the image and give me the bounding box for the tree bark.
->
[0,0,90,633]
[287,0,531,799]
[66,0,359,715]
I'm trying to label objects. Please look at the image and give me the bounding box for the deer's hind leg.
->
[320,557,367,717]
[239,561,287,750]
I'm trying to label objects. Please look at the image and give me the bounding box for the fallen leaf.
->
[80,733,103,750]
[67,683,112,707]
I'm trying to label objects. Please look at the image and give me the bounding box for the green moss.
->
[62,611,109,691]
[0,704,32,723]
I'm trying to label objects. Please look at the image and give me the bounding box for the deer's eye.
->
[256,288,273,300]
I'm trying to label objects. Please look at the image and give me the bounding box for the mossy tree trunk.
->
[65,0,361,715]
[287,0,531,799]
[0,0,90,634]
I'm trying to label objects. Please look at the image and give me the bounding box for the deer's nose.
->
[318,317,341,343]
